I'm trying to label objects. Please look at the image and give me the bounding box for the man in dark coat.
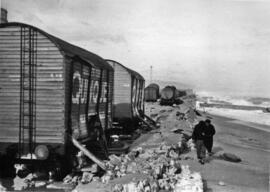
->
[192,121,206,164]
[204,119,216,155]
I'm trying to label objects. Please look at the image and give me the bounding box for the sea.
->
[196,92,270,127]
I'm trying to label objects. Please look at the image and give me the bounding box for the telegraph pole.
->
[150,65,153,84]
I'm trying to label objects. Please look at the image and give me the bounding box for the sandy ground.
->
[144,102,270,192]
[186,112,270,192]
[77,102,270,192]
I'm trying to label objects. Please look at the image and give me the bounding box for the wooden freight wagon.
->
[105,60,145,129]
[144,83,159,102]
[0,22,113,163]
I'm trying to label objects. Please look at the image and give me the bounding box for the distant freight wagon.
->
[144,83,160,102]
[0,22,114,165]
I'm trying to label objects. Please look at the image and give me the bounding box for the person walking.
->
[192,121,206,164]
[204,119,216,156]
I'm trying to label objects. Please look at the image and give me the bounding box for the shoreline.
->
[194,109,270,191]
[198,109,270,133]
[198,111,270,151]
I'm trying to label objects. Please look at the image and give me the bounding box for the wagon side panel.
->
[69,60,91,140]
[35,31,65,144]
[0,26,21,144]
[0,25,65,154]
[112,63,132,119]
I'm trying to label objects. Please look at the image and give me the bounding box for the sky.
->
[2,0,270,97]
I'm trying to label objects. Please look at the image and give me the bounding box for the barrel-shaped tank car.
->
[160,85,186,106]
[106,60,145,131]
[0,22,114,163]
[160,86,177,105]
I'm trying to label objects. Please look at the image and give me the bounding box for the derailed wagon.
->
[106,60,145,132]
[0,22,113,172]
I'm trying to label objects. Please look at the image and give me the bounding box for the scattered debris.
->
[221,153,242,163]
[34,181,46,188]
[0,183,6,192]
[46,182,75,190]
[12,175,30,191]
[72,136,201,192]
[218,181,226,186]
[111,165,203,192]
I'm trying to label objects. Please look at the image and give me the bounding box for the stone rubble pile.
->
[71,138,203,192]
[0,183,6,192]
[112,164,203,192]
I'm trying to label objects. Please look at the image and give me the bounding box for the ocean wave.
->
[197,92,270,108]
[198,107,270,126]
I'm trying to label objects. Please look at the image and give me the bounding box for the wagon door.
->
[141,82,144,110]
[70,61,91,140]
[136,79,140,116]
[98,69,109,131]
[131,77,137,117]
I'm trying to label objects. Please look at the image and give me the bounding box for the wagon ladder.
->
[19,27,37,159]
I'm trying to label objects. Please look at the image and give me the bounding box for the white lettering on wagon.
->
[72,71,88,104]
[72,71,108,105]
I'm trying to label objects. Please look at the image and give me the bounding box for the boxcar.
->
[0,22,114,163]
[105,60,145,126]
[144,83,159,102]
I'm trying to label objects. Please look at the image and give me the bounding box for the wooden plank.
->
[72,137,107,171]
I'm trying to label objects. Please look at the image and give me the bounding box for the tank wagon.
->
[160,86,186,106]
[0,23,114,166]
[160,86,177,106]
[144,83,159,102]
[106,60,145,132]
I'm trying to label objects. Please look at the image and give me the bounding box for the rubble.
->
[8,100,202,192]
[110,165,203,192]
[46,182,75,190]
[0,183,6,192]
[34,181,46,188]
[12,175,30,191]
[221,153,242,163]
[218,181,226,186]
[72,136,202,192]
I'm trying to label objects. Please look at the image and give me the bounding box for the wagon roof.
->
[106,59,144,81]
[146,83,159,89]
[0,22,113,71]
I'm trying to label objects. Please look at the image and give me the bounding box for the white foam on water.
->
[202,107,270,127]
[197,91,270,108]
